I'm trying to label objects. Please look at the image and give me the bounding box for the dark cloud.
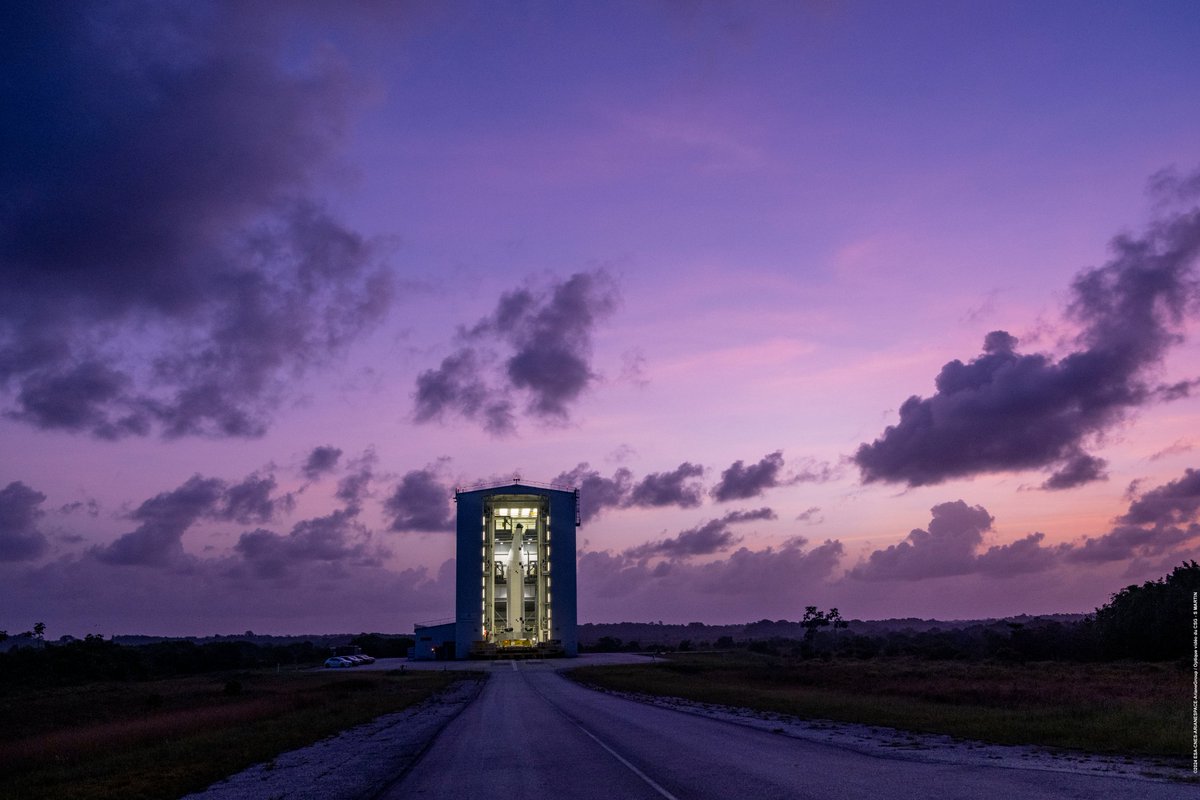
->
[303,445,343,480]
[711,451,785,502]
[337,458,375,506]
[722,507,777,523]
[235,508,371,578]
[1063,468,1200,563]
[796,506,823,524]
[627,462,705,508]
[10,361,148,439]
[973,532,1060,577]
[384,469,453,532]
[92,471,293,566]
[0,4,391,439]
[217,474,291,525]
[93,476,225,566]
[0,481,50,561]
[853,468,1200,581]
[625,507,775,560]
[1041,451,1108,491]
[851,501,995,581]
[1118,467,1200,526]
[59,498,100,517]
[626,520,740,559]
[850,504,1068,582]
[855,174,1200,487]
[412,270,618,433]
[413,350,515,435]
[706,450,836,502]
[1154,377,1200,402]
[1063,523,1196,565]
[551,463,632,522]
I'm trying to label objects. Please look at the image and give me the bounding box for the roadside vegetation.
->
[571,653,1186,757]
[0,667,465,800]
[573,562,1198,759]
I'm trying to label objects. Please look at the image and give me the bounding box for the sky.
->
[2,1,1199,637]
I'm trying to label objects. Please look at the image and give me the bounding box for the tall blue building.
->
[453,481,579,658]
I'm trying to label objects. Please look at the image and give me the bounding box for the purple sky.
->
[2,2,1199,636]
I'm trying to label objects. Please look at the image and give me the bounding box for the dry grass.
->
[570,653,1189,758]
[0,669,466,800]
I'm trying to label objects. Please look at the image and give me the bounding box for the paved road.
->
[381,660,1193,800]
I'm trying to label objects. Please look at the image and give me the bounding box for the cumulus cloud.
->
[336,450,377,506]
[1154,377,1200,401]
[413,350,514,435]
[412,270,618,433]
[384,469,453,532]
[235,508,372,578]
[1041,451,1108,491]
[94,476,225,567]
[855,173,1200,488]
[0,481,50,561]
[217,474,292,525]
[1064,466,1200,564]
[710,452,836,503]
[551,463,631,522]
[711,451,785,501]
[974,532,1060,577]
[852,468,1200,581]
[627,462,705,508]
[1118,467,1200,526]
[303,445,343,480]
[59,498,100,517]
[1063,524,1196,564]
[0,4,391,439]
[850,501,995,581]
[796,506,823,524]
[625,507,775,560]
[92,471,292,566]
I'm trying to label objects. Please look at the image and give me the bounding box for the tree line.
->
[0,632,415,689]
[583,561,1199,664]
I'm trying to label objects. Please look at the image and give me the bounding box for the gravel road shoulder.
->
[181,674,485,800]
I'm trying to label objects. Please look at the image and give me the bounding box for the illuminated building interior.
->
[481,494,551,647]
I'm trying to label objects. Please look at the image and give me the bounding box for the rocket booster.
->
[506,535,524,634]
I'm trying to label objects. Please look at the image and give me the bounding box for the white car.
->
[324,656,353,668]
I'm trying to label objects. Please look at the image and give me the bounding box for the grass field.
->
[0,668,468,800]
[570,652,1189,758]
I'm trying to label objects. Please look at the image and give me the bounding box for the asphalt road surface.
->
[380,659,1192,800]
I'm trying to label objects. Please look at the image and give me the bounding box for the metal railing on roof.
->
[454,476,577,494]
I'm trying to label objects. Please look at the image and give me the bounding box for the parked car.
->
[324,656,353,668]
